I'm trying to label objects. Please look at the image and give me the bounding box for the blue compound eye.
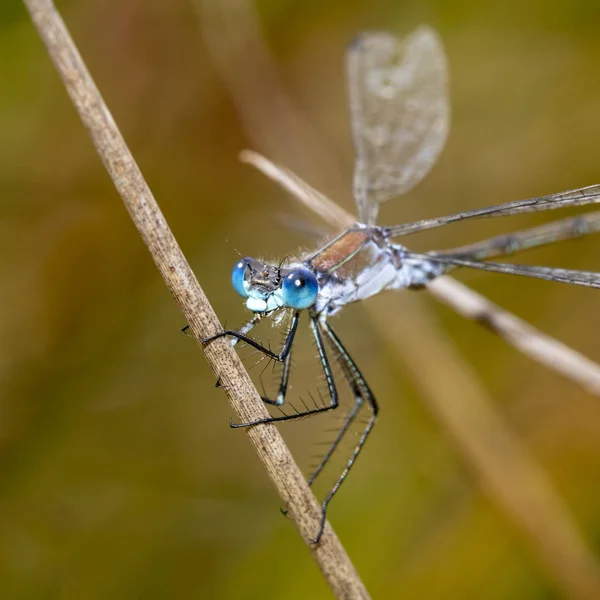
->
[282,269,318,309]
[231,258,250,297]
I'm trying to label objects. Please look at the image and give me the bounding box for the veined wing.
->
[348,27,449,225]
[415,251,600,289]
[440,211,600,262]
[409,200,600,289]
[387,184,600,238]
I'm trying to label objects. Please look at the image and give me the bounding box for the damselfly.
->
[203,27,600,543]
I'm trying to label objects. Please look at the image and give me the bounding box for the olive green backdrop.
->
[2,0,600,598]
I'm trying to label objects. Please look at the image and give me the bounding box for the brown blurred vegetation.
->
[2,0,600,598]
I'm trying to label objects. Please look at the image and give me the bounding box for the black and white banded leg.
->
[203,312,340,425]
[183,313,265,390]
[232,313,292,406]
[307,317,378,543]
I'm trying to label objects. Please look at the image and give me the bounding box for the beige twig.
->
[427,276,600,394]
[22,1,370,598]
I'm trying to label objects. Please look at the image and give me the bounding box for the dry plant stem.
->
[241,149,600,600]
[197,0,349,206]
[428,277,600,394]
[22,1,370,598]
[368,293,600,600]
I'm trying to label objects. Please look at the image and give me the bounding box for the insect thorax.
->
[306,226,434,315]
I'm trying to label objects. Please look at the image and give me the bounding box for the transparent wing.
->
[386,184,600,237]
[440,211,600,262]
[416,252,600,289]
[348,26,449,225]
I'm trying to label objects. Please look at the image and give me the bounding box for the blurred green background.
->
[3,0,600,598]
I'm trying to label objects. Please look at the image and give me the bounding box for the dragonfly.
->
[203,27,600,543]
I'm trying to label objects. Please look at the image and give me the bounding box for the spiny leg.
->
[193,313,265,390]
[203,310,300,362]
[231,313,264,348]
[258,322,298,407]
[230,314,340,428]
[260,345,293,406]
[307,401,363,487]
[182,312,263,339]
[204,311,300,408]
[310,318,378,544]
[278,314,343,519]
[307,330,365,487]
